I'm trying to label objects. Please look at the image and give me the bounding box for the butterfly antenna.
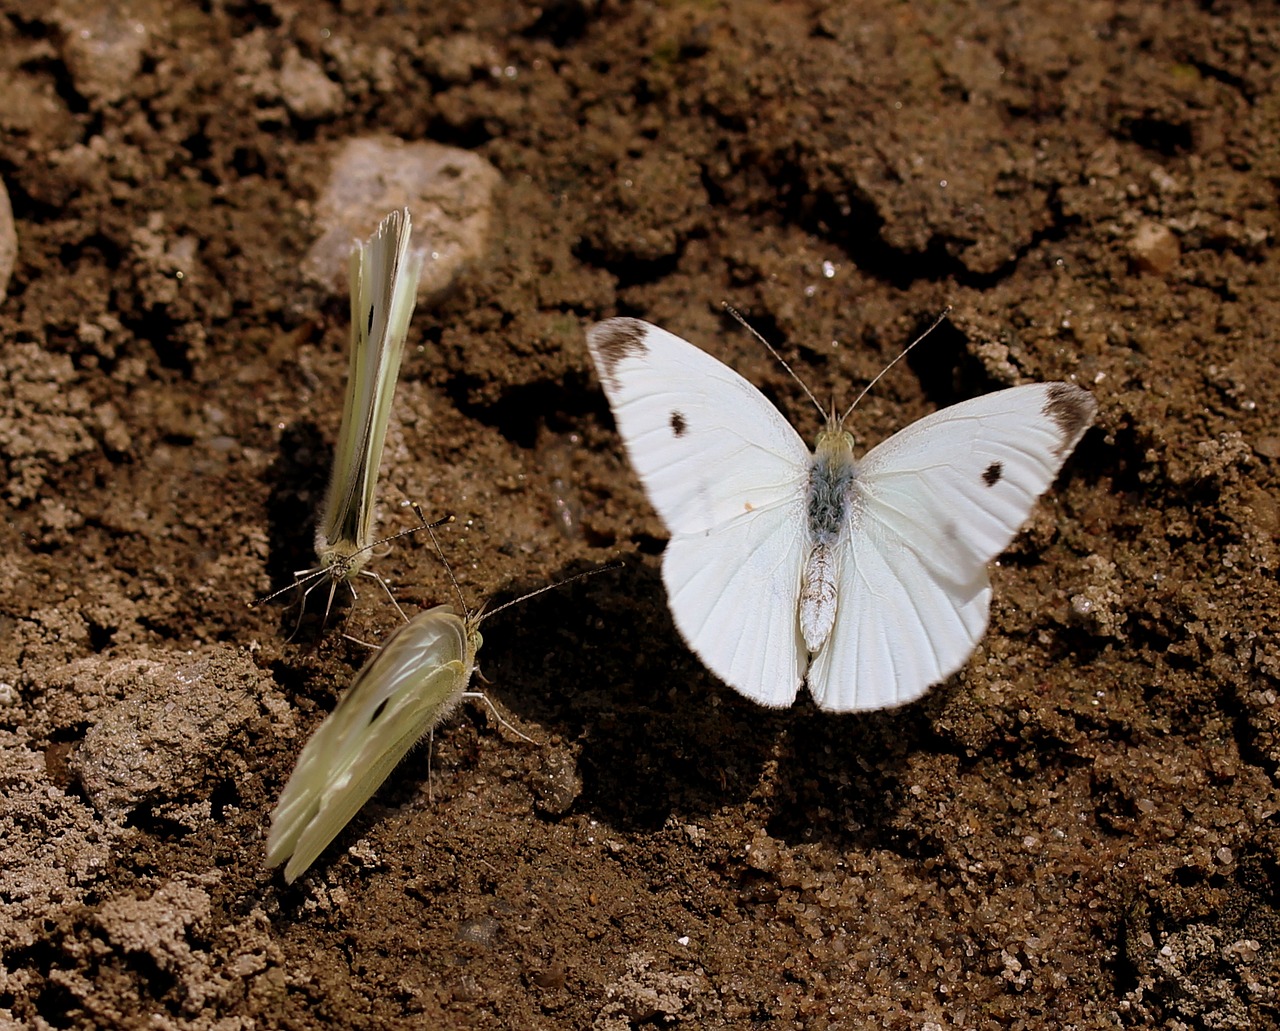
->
[481,563,622,623]
[723,303,826,420]
[249,565,328,609]
[841,306,952,422]
[377,507,450,549]
[423,513,471,618]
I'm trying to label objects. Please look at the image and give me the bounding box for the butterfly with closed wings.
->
[254,208,425,631]
[586,316,1096,713]
[266,553,615,883]
[265,601,484,883]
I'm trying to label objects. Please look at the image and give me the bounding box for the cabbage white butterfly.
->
[265,562,611,883]
[256,208,424,626]
[265,602,483,883]
[585,316,1097,712]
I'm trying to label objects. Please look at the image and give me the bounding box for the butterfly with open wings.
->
[586,316,1096,713]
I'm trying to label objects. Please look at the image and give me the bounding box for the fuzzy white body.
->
[799,429,859,652]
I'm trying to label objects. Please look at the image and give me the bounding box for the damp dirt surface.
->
[2,2,1280,1029]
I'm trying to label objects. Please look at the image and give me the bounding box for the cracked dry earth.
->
[1,1,1279,1029]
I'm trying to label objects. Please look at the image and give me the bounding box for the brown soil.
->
[3,1,1279,1029]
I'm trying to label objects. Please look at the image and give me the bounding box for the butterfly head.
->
[316,537,371,582]
[815,415,856,462]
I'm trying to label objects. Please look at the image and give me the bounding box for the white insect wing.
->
[255,208,426,627]
[265,604,477,883]
[586,317,1096,713]
[315,207,424,577]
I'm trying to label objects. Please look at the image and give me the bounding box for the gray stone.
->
[54,1,151,107]
[304,137,502,303]
[279,48,343,121]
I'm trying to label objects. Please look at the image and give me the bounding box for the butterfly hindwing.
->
[806,525,992,710]
[662,500,809,707]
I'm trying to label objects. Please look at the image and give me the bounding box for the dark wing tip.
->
[1043,383,1098,457]
[586,318,650,391]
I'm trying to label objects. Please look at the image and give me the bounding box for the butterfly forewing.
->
[855,384,1096,572]
[586,318,811,534]
[315,208,424,574]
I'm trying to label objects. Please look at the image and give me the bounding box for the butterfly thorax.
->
[800,426,858,654]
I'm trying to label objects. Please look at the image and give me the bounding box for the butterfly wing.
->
[586,319,812,533]
[315,208,424,570]
[586,318,812,706]
[807,383,1096,711]
[662,504,809,706]
[804,523,992,711]
[266,605,472,882]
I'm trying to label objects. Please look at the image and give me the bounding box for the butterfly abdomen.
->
[800,429,858,653]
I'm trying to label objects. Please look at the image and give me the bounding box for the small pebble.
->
[1128,221,1180,275]
[279,48,343,121]
[54,4,149,106]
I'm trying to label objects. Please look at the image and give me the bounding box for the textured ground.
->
[1,1,1279,1029]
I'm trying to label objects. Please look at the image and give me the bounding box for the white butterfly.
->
[257,208,425,623]
[266,603,482,883]
[585,317,1097,712]
[265,561,601,882]
[314,208,423,589]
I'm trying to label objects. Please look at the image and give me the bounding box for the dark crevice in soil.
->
[442,373,600,450]
[1118,114,1196,157]
[571,241,688,292]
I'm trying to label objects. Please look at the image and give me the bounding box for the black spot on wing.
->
[983,461,1002,487]
[1043,384,1098,457]
[586,318,650,392]
[367,305,375,336]
[670,410,687,437]
[369,698,388,724]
